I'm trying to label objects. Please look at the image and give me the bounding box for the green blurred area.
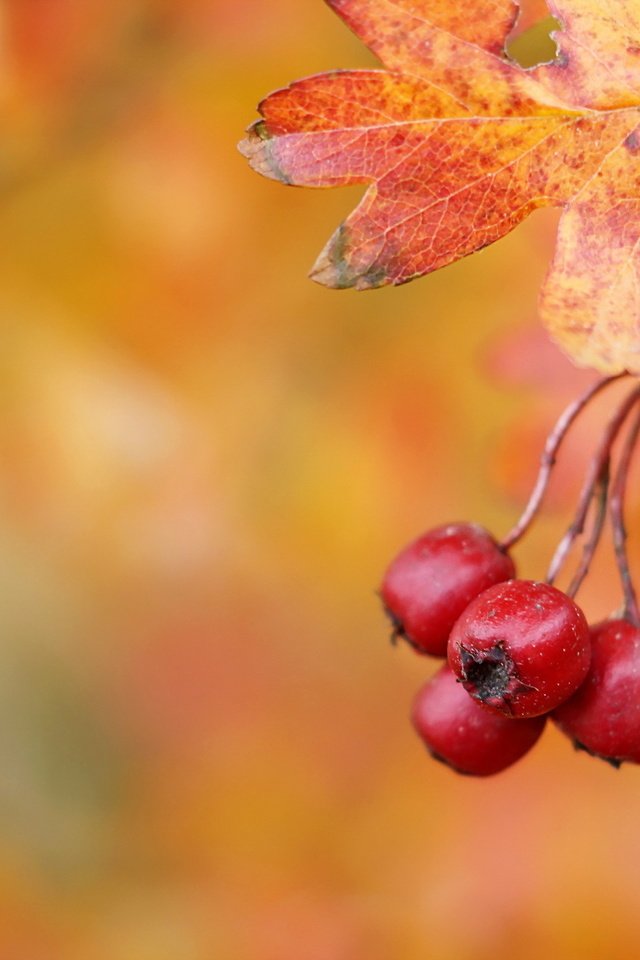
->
[0,3,639,958]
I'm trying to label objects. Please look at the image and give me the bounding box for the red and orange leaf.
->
[239,0,640,374]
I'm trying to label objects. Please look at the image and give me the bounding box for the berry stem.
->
[547,383,640,587]
[500,373,627,551]
[610,404,640,628]
[565,465,609,599]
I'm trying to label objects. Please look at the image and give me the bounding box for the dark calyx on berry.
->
[384,605,404,644]
[383,605,423,653]
[458,642,534,710]
[572,739,622,769]
[380,522,515,658]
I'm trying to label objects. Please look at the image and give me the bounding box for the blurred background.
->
[0,2,639,958]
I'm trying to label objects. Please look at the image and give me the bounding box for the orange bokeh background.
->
[1,3,640,958]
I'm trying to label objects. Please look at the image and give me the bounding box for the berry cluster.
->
[381,374,640,775]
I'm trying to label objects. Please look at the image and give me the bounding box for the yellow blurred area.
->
[0,2,639,958]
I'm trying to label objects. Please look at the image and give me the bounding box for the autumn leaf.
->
[238,0,640,374]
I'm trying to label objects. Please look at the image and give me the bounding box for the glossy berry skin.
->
[380,523,515,657]
[554,619,640,767]
[448,579,591,718]
[412,665,546,776]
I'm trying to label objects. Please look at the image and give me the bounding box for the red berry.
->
[448,579,590,718]
[380,523,515,657]
[553,619,640,767]
[412,665,546,776]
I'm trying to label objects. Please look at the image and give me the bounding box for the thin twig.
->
[546,383,640,586]
[565,465,610,599]
[610,404,640,627]
[501,373,627,550]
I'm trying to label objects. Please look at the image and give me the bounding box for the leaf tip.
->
[237,121,292,184]
[310,224,389,290]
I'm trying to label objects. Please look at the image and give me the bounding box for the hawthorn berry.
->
[380,523,515,656]
[553,619,640,767]
[448,579,590,718]
[412,664,546,776]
